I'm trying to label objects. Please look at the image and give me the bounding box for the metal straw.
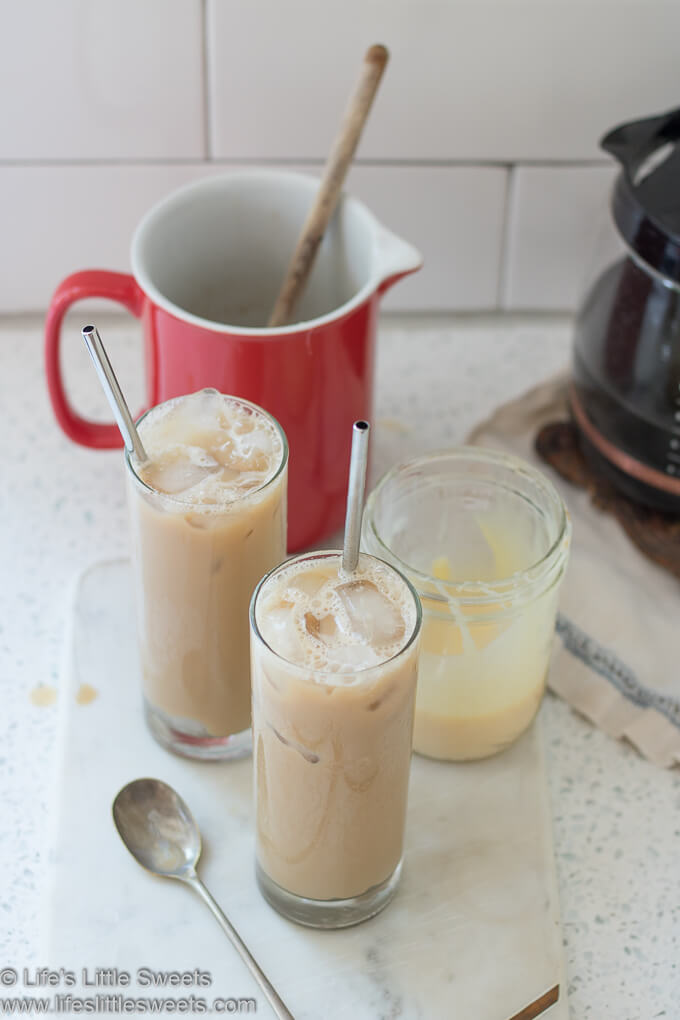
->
[81,324,149,464]
[342,420,370,573]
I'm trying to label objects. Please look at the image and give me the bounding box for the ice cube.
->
[233,448,270,473]
[335,580,405,647]
[143,450,220,495]
[269,724,320,764]
[217,436,270,474]
[286,573,326,598]
[236,425,270,452]
[262,607,303,663]
[162,391,216,442]
[304,611,341,646]
[322,643,381,672]
[184,512,216,530]
[367,685,396,711]
[230,424,274,472]
[215,437,235,466]
[191,388,223,425]
[217,466,242,483]
[231,415,256,436]
[186,446,220,470]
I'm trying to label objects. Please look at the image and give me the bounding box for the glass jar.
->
[362,447,571,761]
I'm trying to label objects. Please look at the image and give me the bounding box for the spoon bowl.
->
[113,778,200,878]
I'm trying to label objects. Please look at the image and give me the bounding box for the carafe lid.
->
[602,107,680,282]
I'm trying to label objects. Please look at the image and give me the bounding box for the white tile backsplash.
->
[347,166,507,311]
[0,163,504,314]
[502,165,618,311]
[207,0,680,161]
[0,0,204,160]
[0,165,213,312]
[0,1,676,313]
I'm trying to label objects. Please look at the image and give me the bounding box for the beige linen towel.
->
[468,376,680,768]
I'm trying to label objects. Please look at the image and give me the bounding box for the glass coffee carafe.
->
[571,106,680,512]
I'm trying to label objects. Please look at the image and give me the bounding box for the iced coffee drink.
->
[250,551,421,928]
[125,389,287,759]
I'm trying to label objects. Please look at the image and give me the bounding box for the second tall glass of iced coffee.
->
[125,388,288,759]
[250,550,422,928]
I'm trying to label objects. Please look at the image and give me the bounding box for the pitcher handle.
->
[45,270,146,448]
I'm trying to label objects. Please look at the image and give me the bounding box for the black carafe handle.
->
[602,107,680,173]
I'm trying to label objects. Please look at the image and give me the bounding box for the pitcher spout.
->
[374,226,423,295]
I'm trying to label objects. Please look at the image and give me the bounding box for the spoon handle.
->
[184,873,294,1020]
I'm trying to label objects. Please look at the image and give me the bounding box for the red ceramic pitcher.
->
[45,170,422,550]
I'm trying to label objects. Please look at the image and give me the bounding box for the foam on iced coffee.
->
[256,554,416,675]
[136,389,284,505]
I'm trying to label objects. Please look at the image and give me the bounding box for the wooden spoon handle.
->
[267,44,389,328]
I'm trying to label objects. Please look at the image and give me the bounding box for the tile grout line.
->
[0,157,613,169]
[200,0,212,160]
[496,164,517,310]
[0,309,574,328]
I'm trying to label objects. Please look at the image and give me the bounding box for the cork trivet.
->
[535,421,680,581]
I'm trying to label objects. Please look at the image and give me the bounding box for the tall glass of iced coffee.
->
[250,550,421,928]
[125,388,287,760]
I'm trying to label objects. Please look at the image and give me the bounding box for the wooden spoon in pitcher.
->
[267,44,389,328]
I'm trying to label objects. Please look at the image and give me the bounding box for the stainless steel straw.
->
[81,324,149,464]
[342,420,370,573]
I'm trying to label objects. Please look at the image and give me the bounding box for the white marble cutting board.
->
[44,559,567,1020]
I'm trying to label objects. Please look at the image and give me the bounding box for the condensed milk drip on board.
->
[128,389,287,742]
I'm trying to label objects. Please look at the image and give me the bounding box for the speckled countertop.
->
[1,312,678,1019]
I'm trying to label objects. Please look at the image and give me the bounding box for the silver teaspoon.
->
[112,778,294,1020]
